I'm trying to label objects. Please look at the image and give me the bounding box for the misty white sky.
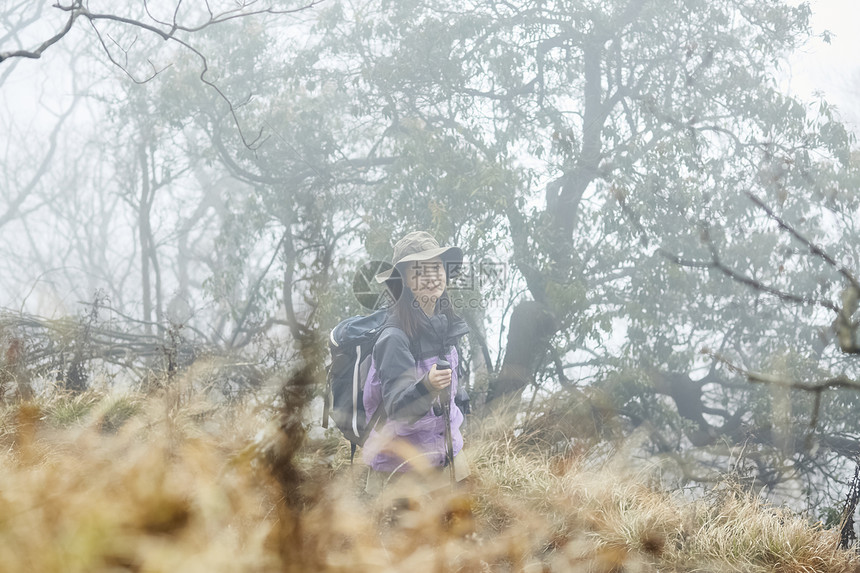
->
[787,0,860,131]
[1,0,858,321]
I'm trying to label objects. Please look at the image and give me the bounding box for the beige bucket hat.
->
[374,231,463,283]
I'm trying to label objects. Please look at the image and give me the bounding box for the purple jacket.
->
[362,305,469,473]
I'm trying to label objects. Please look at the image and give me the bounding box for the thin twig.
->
[657,247,839,312]
[746,191,860,291]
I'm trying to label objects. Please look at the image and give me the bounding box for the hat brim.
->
[374,246,463,283]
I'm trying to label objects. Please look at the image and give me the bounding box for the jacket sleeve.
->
[373,328,436,422]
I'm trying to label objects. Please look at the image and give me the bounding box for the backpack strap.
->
[351,405,387,463]
[453,341,466,379]
[347,323,396,464]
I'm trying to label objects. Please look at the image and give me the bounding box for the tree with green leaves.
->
[271,0,860,508]
[4,0,860,511]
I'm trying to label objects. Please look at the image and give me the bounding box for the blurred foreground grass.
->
[1,384,858,573]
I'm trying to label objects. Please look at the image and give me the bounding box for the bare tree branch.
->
[612,186,841,312]
[703,347,860,448]
[705,348,860,392]
[746,191,860,291]
[1,0,325,149]
[228,231,288,348]
[0,3,81,63]
[0,91,80,229]
[658,246,840,313]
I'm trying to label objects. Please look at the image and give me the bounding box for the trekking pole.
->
[435,359,456,490]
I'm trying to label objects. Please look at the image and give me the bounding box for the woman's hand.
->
[424,363,452,392]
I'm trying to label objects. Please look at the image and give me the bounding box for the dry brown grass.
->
[0,390,278,573]
[1,385,858,573]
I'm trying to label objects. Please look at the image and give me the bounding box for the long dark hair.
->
[386,267,457,355]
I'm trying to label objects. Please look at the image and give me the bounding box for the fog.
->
[2,0,860,518]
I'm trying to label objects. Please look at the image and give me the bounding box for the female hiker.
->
[362,230,471,498]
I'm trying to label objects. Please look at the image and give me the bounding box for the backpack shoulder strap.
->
[348,323,396,457]
[354,405,387,460]
[453,341,465,378]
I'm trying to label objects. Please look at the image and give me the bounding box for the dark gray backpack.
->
[322,308,394,460]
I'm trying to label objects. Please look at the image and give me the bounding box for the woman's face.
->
[403,256,446,304]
